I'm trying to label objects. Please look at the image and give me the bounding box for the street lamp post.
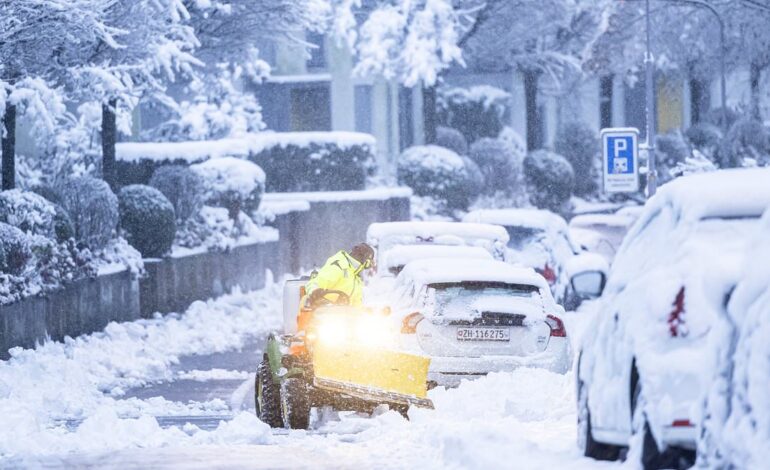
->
[645,0,657,197]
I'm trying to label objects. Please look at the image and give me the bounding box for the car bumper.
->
[427,341,570,387]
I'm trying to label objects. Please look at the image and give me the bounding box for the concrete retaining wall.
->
[0,270,140,359]
[1,189,410,358]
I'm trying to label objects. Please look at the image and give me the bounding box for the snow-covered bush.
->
[398,145,479,212]
[686,122,722,160]
[461,156,485,190]
[0,223,31,276]
[717,118,770,168]
[468,138,521,193]
[0,190,56,238]
[498,126,527,161]
[30,236,95,289]
[251,137,375,192]
[554,122,599,196]
[437,85,510,143]
[191,157,265,219]
[523,150,574,215]
[51,204,75,243]
[56,177,119,251]
[118,185,176,258]
[149,165,204,223]
[656,131,692,184]
[436,126,468,155]
[704,106,739,130]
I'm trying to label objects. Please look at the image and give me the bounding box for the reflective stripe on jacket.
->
[304,250,364,306]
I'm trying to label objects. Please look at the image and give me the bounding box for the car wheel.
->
[281,378,311,430]
[577,379,622,461]
[632,374,695,470]
[255,358,283,428]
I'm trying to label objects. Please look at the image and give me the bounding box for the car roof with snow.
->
[381,245,492,270]
[569,213,637,229]
[367,221,509,244]
[397,257,548,290]
[463,209,568,233]
[626,168,770,241]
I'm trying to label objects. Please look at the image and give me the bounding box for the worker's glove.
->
[307,288,326,306]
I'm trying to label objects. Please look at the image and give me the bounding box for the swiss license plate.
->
[456,327,510,342]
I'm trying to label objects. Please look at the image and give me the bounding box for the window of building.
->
[306,32,326,71]
[290,85,331,131]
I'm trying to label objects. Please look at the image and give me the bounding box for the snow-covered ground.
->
[1,279,619,469]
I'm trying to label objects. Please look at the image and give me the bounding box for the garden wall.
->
[1,188,411,358]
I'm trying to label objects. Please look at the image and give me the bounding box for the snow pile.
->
[261,187,412,204]
[0,283,282,457]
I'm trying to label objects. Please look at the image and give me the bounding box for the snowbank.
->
[0,283,282,457]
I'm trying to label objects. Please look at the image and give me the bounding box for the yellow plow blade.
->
[312,343,433,408]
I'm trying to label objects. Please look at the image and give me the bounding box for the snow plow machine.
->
[254,278,433,429]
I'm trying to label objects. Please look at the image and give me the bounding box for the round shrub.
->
[704,106,739,130]
[149,165,204,222]
[523,150,575,214]
[468,138,520,193]
[398,145,479,211]
[686,123,722,160]
[461,156,485,191]
[0,189,56,238]
[0,222,31,275]
[498,126,527,161]
[118,185,176,258]
[717,118,770,168]
[656,131,692,183]
[436,126,469,155]
[191,157,265,218]
[554,122,599,196]
[56,177,118,251]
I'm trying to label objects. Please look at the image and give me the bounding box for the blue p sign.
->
[601,128,639,193]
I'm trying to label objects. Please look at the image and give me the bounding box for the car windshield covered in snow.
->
[429,281,539,316]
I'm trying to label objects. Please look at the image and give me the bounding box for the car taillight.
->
[401,312,424,334]
[667,287,687,337]
[545,314,566,337]
[538,263,557,285]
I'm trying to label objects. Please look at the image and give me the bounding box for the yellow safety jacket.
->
[305,250,365,307]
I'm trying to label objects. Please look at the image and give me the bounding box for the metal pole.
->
[645,0,657,197]
[718,15,727,131]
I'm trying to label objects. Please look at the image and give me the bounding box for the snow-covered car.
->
[462,209,608,308]
[366,221,509,267]
[576,168,770,468]
[390,258,571,387]
[698,207,770,468]
[568,208,641,265]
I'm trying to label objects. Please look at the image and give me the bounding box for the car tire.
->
[255,358,283,428]
[632,375,695,470]
[281,378,311,430]
[577,380,622,461]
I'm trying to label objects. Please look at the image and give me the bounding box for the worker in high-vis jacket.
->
[304,243,375,308]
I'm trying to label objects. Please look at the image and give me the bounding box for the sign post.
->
[601,127,639,194]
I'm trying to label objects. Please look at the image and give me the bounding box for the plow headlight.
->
[314,313,394,348]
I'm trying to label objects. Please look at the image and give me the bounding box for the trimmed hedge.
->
[0,190,56,238]
[436,126,469,155]
[251,140,374,192]
[468,138,520,193]
[438,86,510,144]
[191,157,265,218]
[118,185,176,258]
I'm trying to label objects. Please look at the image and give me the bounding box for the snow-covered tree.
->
[0,0,118,189]
[460,0,612,149]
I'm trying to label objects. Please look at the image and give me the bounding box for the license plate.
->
[456,327,510,342]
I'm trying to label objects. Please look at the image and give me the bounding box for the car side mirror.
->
[570,271,606,299]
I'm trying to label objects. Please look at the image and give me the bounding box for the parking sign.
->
[601,127,639,193]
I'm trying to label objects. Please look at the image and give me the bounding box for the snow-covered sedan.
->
[568,207,641,265]
[462,209,608,308]
[576,168,770,468]
[390,258,570,387]
[366,221,509,267]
